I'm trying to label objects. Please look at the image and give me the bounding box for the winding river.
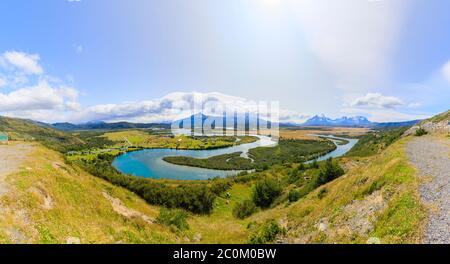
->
[113,135,358,180]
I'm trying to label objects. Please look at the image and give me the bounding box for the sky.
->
[0,0,449,123]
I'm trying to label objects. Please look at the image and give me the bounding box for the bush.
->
[79,154,216,214]
[315,158,344,186]
[233,199,257,219]
[156,208,189,231]
[252,178,282,208]
[415,127,428,137]
[309,160,319,169]
[288,189,301,202]
[210,181,232,196]
[317,188,328,199]
[249,220,285,244]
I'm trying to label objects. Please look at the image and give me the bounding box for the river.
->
[112,135,358,180]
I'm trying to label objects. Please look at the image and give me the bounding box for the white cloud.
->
[289,0,408,91]
[341,107,429,123]
[350,93,404,109]
[1,51,43,75]
[442,60,450,83]
[0,81,79,112]
[0,77,6,88]
[67,91,309,124]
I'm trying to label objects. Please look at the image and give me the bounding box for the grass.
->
[0,136,427,244]
[163,139,337,171]
[423,110,449,124]
[102,130,258,150]
[0,143,177,243]
[164,152,253,170]
[0,117,428,244]
[0,116,83,152]
[346,127,409,157]
[252,137,427,244]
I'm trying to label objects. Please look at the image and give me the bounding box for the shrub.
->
[252,178,282,208]
[79,155,216,214]
[232,199,257,219]
[210,181,232,196]
[248,220,285,244]
[415,127,428,137]
[309,160,319,169]
[317,188,328,199]
[288,189,301,202]
[315,158,344,186]
[156,208,189,231]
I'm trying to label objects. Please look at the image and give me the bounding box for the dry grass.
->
[248,137,426,244]
[280,127,370,140]
[0,143,177,244]
[0,134,426,244]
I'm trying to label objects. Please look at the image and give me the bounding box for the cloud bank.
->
[351,93,404,109]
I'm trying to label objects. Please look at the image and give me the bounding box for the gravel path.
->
[0,143,33,195]
[406,136,450,244]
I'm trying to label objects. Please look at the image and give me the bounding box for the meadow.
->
[3,115,427,244]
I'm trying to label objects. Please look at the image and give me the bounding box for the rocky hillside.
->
[404,110,449,135]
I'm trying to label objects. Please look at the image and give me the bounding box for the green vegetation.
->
[346,127,409,157]
[0,116,83,152]
[102,130,258,150]
[0,143,177,243]
[285,158,344,201]
[315,158,345,186]
[276,138,426,243]
[318,136,349,145]
[422,109,449,124]
[415,127,428,137]
[164,139,337,170]
[252,178,282,208]
[249,139,336,167]
[288,190,301,202]
[164,152,253,170]
[0,114,432,244]
[156,208,190,232]
[232,199,258,219]
[248,220,285,244]
[77,154,216,214]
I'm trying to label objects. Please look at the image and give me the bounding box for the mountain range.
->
[301,115,371,127]
[51,121,170,131]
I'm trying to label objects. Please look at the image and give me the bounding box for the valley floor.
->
[406,135,450,244]
[0,135,445,244]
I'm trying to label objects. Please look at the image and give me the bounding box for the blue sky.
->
[0,0,449,123]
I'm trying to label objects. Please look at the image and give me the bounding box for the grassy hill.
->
[253,137,426,243]
[0,116,83,152]
[0,114,434,243]
[422,109,449,124]
[0,142,177,243]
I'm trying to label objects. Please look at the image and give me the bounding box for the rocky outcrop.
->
[404,120,449,136]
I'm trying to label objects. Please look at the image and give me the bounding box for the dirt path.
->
[0,143,33,195]
[406,136,450,244]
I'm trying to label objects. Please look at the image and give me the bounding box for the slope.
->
[0,142,177,243]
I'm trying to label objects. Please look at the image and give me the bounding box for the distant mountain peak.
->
[302,115,371,127]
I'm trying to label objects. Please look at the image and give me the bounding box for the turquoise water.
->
[113,135,358,180]
[0,134,8,142]
[113,136,276,180]
[305,135,358,163]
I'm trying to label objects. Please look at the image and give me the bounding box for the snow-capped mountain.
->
[302,115,372,127]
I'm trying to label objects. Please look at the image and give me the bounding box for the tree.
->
[316,158,344,186]
[233,199,257,219]
[252,178,282,208]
